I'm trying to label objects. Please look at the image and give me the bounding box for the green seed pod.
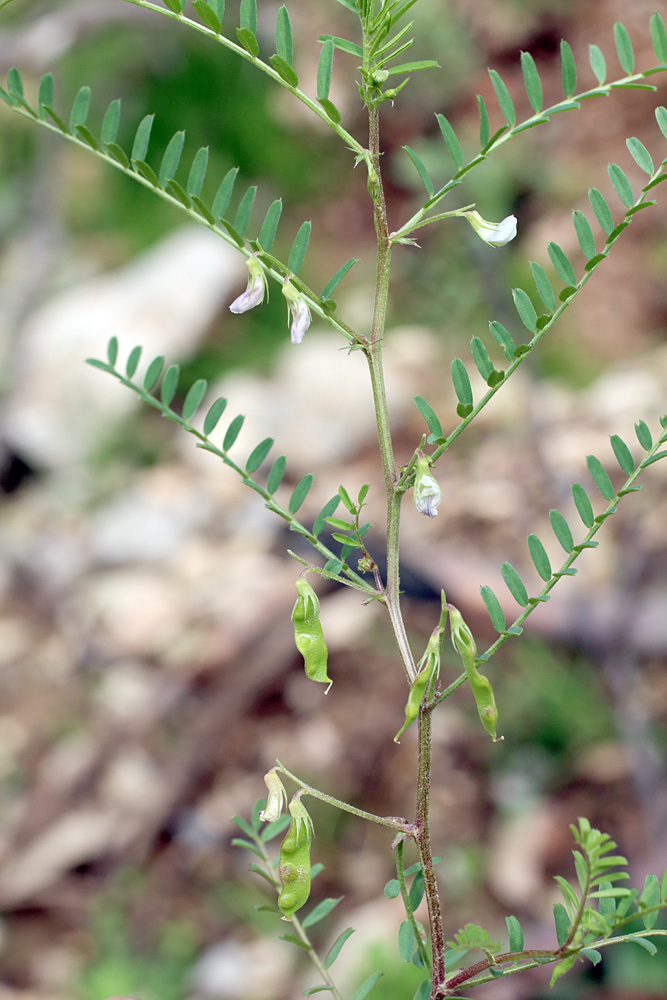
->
[278,794,314,920]
[449,606,502,742]
[292,577,332,692]
[394,627,442,743]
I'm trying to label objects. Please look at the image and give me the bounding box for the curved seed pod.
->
[449,605,502,742]
[292,577,332,692]
[394,626,442,743]
[278,793,314,920]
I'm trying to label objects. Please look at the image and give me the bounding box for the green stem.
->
[276,761,414,834]
[289,913,345,1000]
[416,708,446,998]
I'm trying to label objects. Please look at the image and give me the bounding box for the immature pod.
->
[292,577,332,692]
[278,793,314,920]
[449,606,502,742]
[394,626,442,743]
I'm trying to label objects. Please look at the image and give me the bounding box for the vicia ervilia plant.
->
[3,1,667,998]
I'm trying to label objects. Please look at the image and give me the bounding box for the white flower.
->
[414,457,441,519]
[259,769,287,823]
[465,210,517,248]
[282,277,312,344]
[229,255,267,313]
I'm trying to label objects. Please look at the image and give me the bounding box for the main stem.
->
[365,104,445,995]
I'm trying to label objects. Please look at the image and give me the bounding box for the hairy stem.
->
[416,708,446,997]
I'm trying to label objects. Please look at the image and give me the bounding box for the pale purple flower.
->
[282,277,312,344]
[229,255,267,313]
[414,457,441,519]
[465,210,517,247]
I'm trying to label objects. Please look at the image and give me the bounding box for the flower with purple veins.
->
[229,254,267,314]
[282,277,312,344]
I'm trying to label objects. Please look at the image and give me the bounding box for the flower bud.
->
[414,457,441,519]
[259,769,287,823]
[229,255,267,313]
[282,278,312,344]
[464,210,517,248]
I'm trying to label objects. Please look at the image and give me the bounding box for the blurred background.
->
[0,1,666,998]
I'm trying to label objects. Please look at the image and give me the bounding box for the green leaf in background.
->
[160,364,180,406]
[553,902,571,947]
[505,915,524,953]
[512,288,538,332]
[489,320,515,361]
[571,482,594,527]
[560,39,576,97]
[318,98,341,123]
[626,136,654,175]
[106,336,118,367]
[276,5,293,64]
[101,97,121,145]
[470,337,494,381]
[451,358,473,409]
[351,972,383,1000]
[126,345,142,379]
[269,55,299,87]
[245,437,274,474]
[212,166,239,218]
[37,72,54,119]
[302,897,343,929]
[163,0,185,12]
[501,561,529,606]
[318,34,363,58]
[398,921,414,963]
[520,51,542,112]
[325,928,355,968]
[266,455,287,495]
[159,130,185,186]
[236,27,259,57]
[530,261,556,311]
[634,420,653,451]
[655,105,667,140]
[313,495,340,537]
[321,258,358,299]
[192,0,221,32]
[610,434,635,474]
[488,68,516,126]
[287,220,311,273]
[614,21,635,74]
[143,355,164,392]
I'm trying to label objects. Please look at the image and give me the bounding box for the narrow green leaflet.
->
[530,261,556,311]
[288,220,311,274]
[402,145,434,196]
[69,85,91,131]
[489,320,515,361]
[193,0,221,32]
[553,902,571,946]
[232,185,256,236]
[451,358,473,410]
[608,163,634,207]
[480,585,506,633]
[126,345,142,378]
[203,397,227,435]
[560,39,576,97]
[635,420,653,450]
[626,137,654,175]
[520,51,542,112]
[413,394,443,439]
[398,921,414,963]
[470,337,493,381]
[610,434,635,474]
[246,437,274,474]
[187,146,209,197]
[321,258,358,299]
[614,21,635,74]
[107,336,118,367]
[182,378,208,420]
[318,34,363,58]
[223,413,245,450]
[270,54,299,88]
[131,113,154,162]
[527,534,551,582]
[501,562,529,607]
[143,355,164,392]
[267,455,287,495]
[435,113,462,169]
[317,37,334,102]
[159,130,185,186]
[477,94,490,148]
[650,12,667,63]
[212,167,239,218]
[548,241,577,285]
[101,98,121,144]
[324,928,355,969]
[573,210,596,259]
[276,5,293,65]
[240,0,257,34]
[512,288,538,332]
[351,972,383,1000]
[571,483,594,527]
[289,473,314,514]
[588,187,614,234]
[313,495,341,537]
[506,915,524,952]
[587,454,614,499]
[488,68,516,126]
[302,897,343,929]
[259,199,283,250]
[550,509,574,552]
[589,43,607,84]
